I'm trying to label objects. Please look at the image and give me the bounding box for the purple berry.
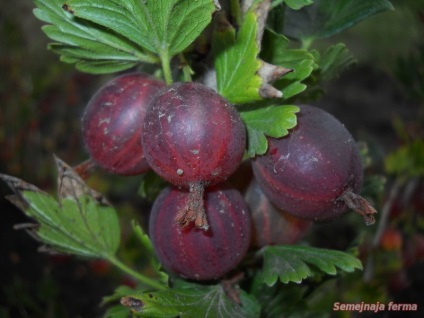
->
[149,184,251,281]
[82,72,165,175]
[142,82,246,229]
[245,179,311,248]
[252,104,376,224]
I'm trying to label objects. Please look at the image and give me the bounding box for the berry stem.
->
[341,190,377,225]
[175,182,209,230]
[73,159,97,180]
[221,272,244,304]
[107,256,167,291]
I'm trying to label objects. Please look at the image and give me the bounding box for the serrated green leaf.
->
[250,272,329,318]
[9,191,119,257]
[64,0,151,50]
[282,0,394,41]
[213,10,262,104]
[121,281,260,318]
[42,26,139,61]
[103,286,137,305]
[65,0,217,57]
[271,0,314,10]
[277,58,315,99]
[262,245,363,286]
[261,30,316,100]
[280,81,308,99]
[0,159,120,258]
[319,43,356,80]
[75,60,138,74]
[33,0,157,73]
[240,105,299,157]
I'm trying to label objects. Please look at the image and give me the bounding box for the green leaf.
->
[240,105,299,157]
[262,245,363,286]
[59,54,138,74]
[33,0,157,74]
[361,175,387,200]
[319,43,356,80]
[385,139,424,177]
[103,286,137,305]
[261,30,316,100]
[65,0,218,57]
[138,170,168,202]
[132,220,169,284]
[213,10,262,104]
[282,0,394,42]
[132,221,155,257]
[271,0,314,10]
[250,272,329,318]
[121,281,260,318]
[276,59,316,99]
[104,305,131,318]
[0,157,120,258]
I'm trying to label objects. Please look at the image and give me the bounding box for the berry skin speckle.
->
[149,184,251,281]
[252,104,376,224]
[82,72,165,176]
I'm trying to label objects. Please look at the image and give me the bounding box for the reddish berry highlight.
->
[252,104,376,224]
[149,184,251,281]
[82,72,165,175]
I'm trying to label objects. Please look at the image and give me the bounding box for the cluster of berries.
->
[82,72,372,281]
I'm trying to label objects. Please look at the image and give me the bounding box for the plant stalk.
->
[160,51,173,85]
[363,178,403,282]
[372,178,403,247]
[108,256,167,291]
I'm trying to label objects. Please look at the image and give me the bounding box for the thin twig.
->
[372,179,403,247]
[363,178,403,282]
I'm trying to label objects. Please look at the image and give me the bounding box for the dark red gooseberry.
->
[245,179,311,248]
[149,184,251,281]
[82,72,165,175]
[252,104,376,224]
[142,82,246,229]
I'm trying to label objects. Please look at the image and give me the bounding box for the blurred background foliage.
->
[0,0,423,317]
[0,2,151,317]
